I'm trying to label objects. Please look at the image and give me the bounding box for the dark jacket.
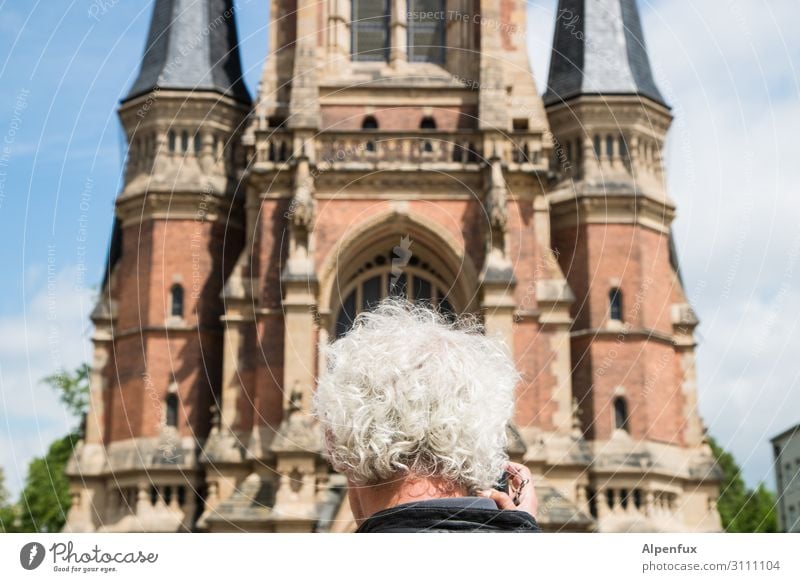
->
[355,496,541,533]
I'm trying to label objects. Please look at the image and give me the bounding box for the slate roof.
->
[543,0,666,107]
[124,0,251,104]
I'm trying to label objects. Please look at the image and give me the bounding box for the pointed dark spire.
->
[543,0,666,107]
[124,0,251,104]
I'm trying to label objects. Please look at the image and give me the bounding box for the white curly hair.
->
[312,298,520,494]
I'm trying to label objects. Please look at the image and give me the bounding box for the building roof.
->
[543,0,666,107]
[124,0,251,104]
[771,423,800,445]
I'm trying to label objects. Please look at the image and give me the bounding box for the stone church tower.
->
[65,0,722,533]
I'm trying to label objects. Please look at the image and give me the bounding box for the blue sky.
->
[0,0,798,500]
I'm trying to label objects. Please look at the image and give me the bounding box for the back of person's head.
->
[312,298,520,494]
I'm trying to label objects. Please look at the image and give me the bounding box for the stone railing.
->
[592,486,679,520]
[509,134,543,166]
[249,130,549,170]
[315,132,484,167]
[100,482,197,532]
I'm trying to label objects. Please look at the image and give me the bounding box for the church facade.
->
[64,0,722,533]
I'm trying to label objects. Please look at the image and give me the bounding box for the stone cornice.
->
[118,90,251,127]
[110,324,225,339]
[570,326,676,346]
[546,94,673,136]
[116,188,243,229]
[548,182,676,235]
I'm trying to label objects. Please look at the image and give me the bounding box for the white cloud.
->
[0,264,94,498]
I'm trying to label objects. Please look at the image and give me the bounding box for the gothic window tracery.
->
[351,0,390,61]
[408,0,446,63]
[334,252,456,339]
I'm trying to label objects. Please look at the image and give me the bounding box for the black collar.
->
[356,497,541,533]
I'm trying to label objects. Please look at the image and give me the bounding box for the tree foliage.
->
[0,364,90,533]
[15,433,80,533]
[0,468,18,532]
[42,362,90,431]
[708,436,779,532]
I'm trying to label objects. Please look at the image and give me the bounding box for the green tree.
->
[3,364,90,533]
[42,363,91,432]
[16,433,80,533]
[709,436,779,532]
[0,467,8,508]
[0,467,19,532]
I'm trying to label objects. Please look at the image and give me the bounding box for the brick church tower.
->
[64,0,251,532]
[543,0,720,530]
[65,0,722,533]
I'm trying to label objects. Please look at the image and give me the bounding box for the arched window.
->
[168,130,177,153]
[609,287,623,321]
[619,134,628,159]
[420,116,436,153]
[593,135,601,158]
[170,284,184,318]
[352,0,390,61]
[408,0,446,63]
[614,397,629,431]
[606,135,614,158]
[165,393,178,427]
[362,115,379,130]
[181,130,189,153]
[420,116,437,130]
[334,252,456,339]
[193,132,202,155]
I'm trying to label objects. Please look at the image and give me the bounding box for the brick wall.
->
[106,214,241,442]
